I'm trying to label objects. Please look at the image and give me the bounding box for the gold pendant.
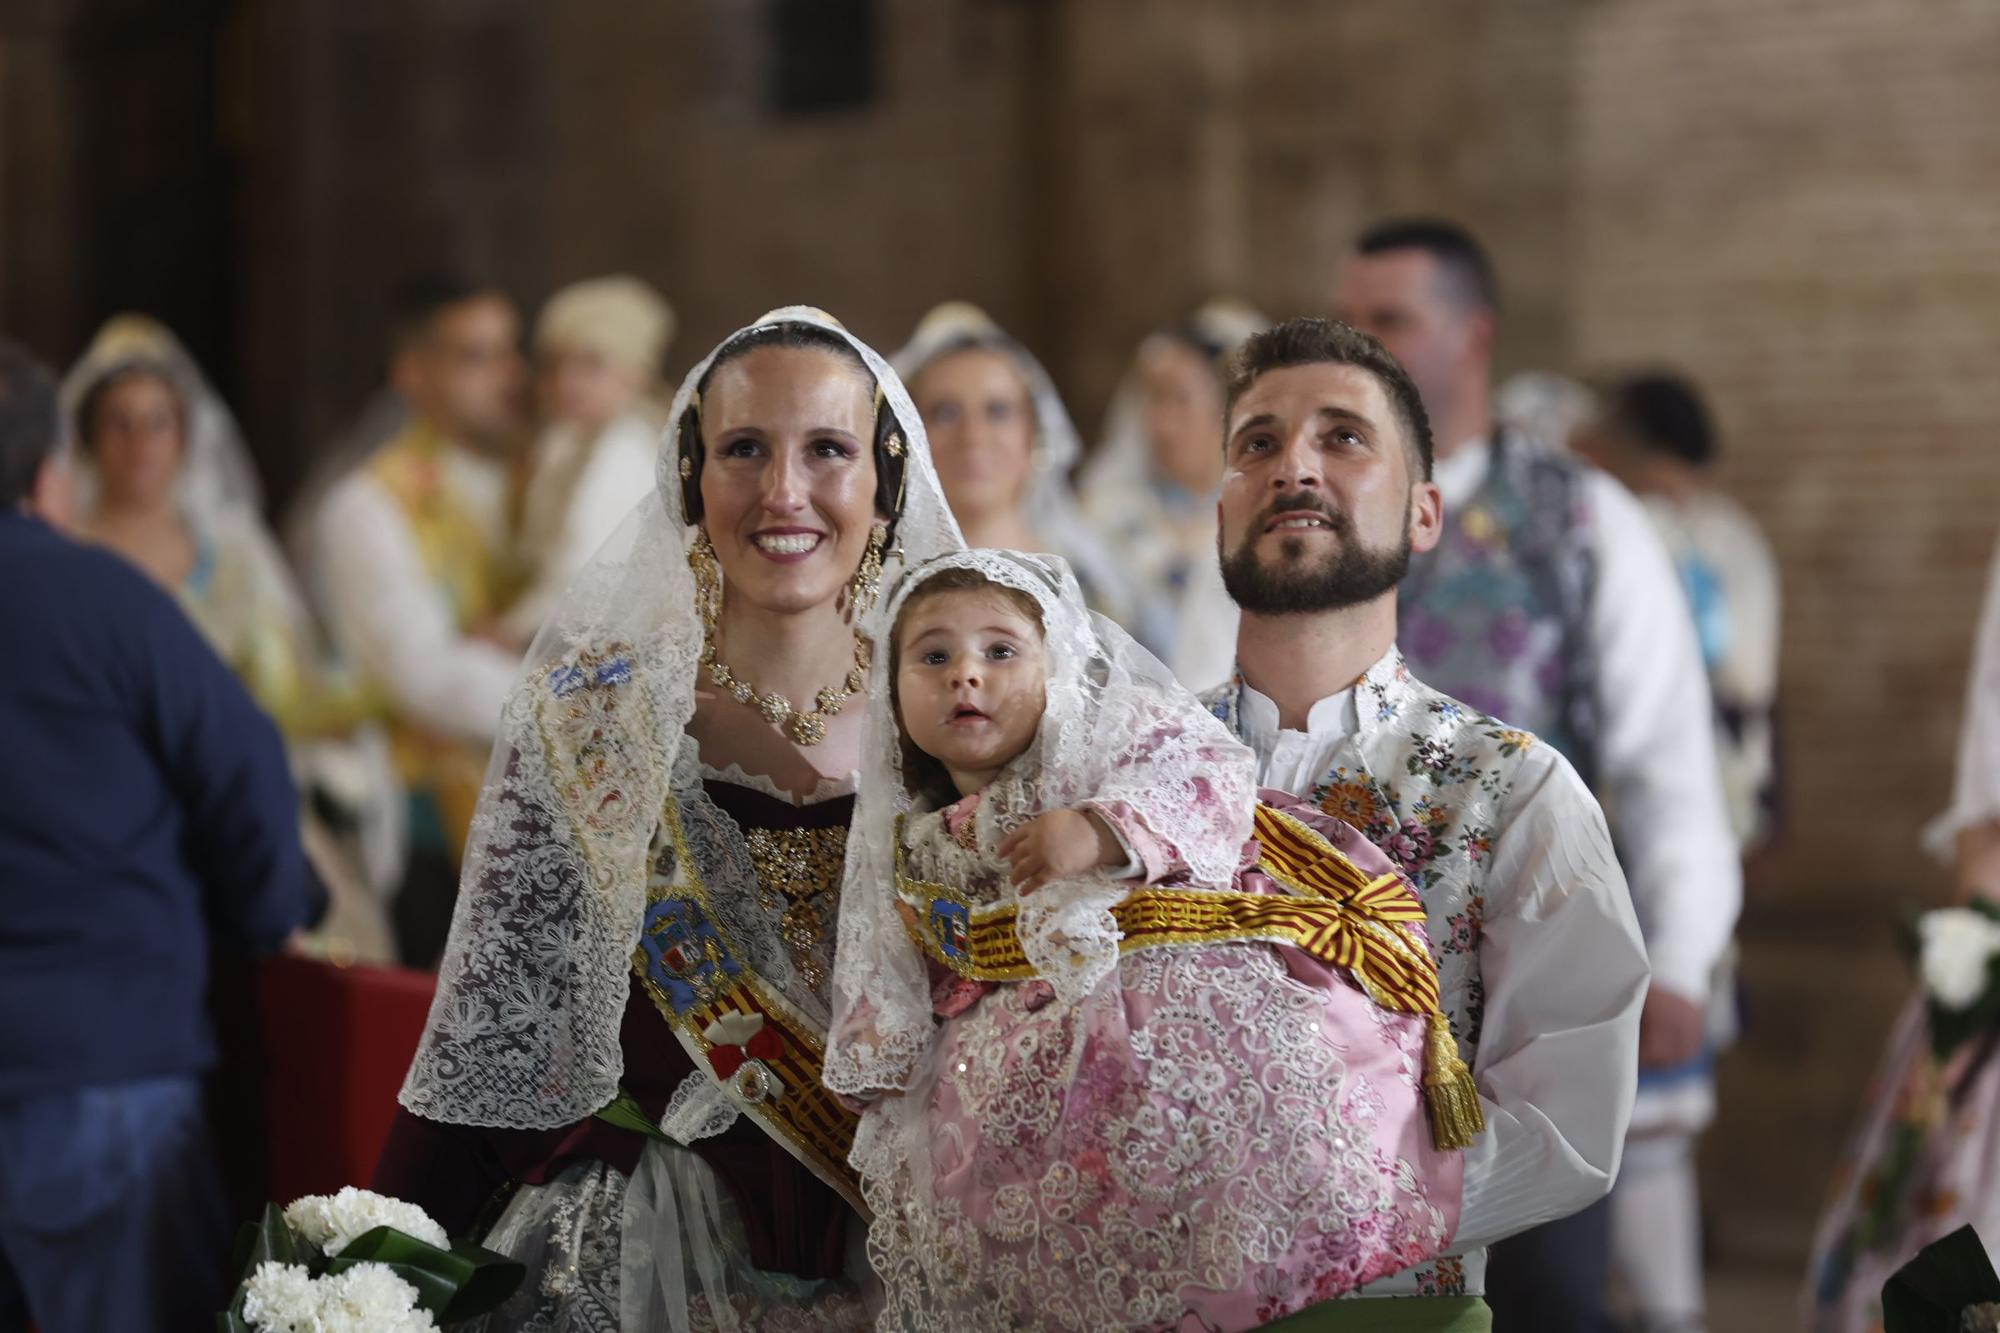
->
[790,711,828,746]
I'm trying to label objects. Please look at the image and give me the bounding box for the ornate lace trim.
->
[696,756,854,807]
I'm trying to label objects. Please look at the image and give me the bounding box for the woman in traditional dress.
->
[1078,301,1267,673]
[376,308,963,1330]
[60,314,399,959]
[893,302,1148,637]
[1806,536,2000,1333]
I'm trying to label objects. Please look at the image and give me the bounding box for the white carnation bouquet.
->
[1914,904,2000,1058]
[218,1187,522,1332]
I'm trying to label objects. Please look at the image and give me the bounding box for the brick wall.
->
[1037,0,1581,436]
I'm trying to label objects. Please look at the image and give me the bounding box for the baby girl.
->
[827,550,1471,1332]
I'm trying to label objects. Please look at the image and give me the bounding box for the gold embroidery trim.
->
[895,803,1442,1022]
[631,795,862,1211]
[743,826,846,992]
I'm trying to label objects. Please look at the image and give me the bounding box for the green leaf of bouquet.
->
[441,1241,528,1321]
[326,1226,525,1320]
[594,1089,677,1145]
[258,1202,300,1268]
[228,1220,257,1287]
[240,1206,300,1295]
[216,1313,254,1333]
[327,1227,468,1315]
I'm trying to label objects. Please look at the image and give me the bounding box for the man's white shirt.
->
[316,441,521,744]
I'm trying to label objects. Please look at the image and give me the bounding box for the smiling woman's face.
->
[697,344,879,618]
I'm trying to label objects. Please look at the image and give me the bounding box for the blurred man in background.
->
[1576,372,1782,854]
[1575,370,1779,1333]
[1334,221,1742,1333]
[315,274,529,967]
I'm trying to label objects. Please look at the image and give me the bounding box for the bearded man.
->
[1200,318,1650,1332]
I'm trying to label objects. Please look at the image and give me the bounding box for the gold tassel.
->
[1423,1011,1486,1151]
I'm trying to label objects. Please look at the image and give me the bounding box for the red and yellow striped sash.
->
[896,803,1438,1019]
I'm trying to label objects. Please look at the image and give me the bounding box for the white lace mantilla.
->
[400,306,964,1131]
[825,549,1257,1098]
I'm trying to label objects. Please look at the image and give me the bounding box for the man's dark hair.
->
[388,271,493,356]
[0,340,60,507]
[1355,217,1500,315]
[1223,317,1435,480]
[1601,371,1716,468]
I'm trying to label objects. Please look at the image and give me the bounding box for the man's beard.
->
[1219,496,1413,615]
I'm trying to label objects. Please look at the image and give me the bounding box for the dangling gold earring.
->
[688,527,723,633]
[849,520,889,620]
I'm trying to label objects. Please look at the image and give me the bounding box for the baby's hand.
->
[999,809,1123,894]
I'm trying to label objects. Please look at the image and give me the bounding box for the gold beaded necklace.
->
[700,632,869,747]
[687,522,885,746]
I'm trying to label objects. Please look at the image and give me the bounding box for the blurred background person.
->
[0,339,323,1332]
[1333,218,1742,1333]
[1806,529,2000,1332]
[894,301,1147,633]
[1577,371,1783,854]
[1930,536,2000,902]
[501,274,674,645]
[1573,371,1781,1333]
[314,274,529,968]
[1080,299,1268,676]
[58,314,397,961]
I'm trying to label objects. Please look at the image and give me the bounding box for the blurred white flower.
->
[241,1262,319,1331]
[284,1186,449,1255]
[318,1263,437,1330]
[1918,908,2000,1010]
[306,744,376,811]
[240,1258,436,1332]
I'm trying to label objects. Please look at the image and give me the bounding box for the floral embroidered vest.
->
[366,424,508,631]
[1205,651,1538,1298]
[1397,432,1600,788]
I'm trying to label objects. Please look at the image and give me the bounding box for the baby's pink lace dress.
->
[858,783,1463,1332]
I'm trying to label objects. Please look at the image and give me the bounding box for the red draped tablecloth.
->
[254,954,437,1203]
